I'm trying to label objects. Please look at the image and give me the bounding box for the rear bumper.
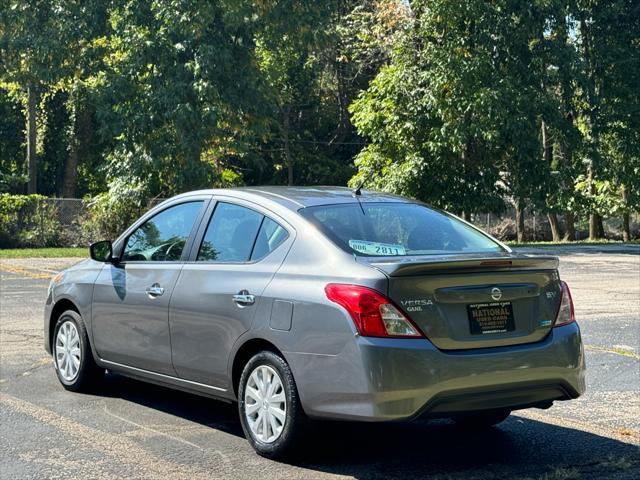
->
[289,322,585,421]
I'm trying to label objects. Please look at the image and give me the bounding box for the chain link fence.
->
[44,199,640,245]
[43,198,85,227]
[39,197,164,247]
[469,209,640,241]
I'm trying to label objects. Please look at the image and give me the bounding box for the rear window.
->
[299,202,504,256]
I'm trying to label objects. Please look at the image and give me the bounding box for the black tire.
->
[453,409,511,429]
[238,350,308,459]
[52,310,104,392]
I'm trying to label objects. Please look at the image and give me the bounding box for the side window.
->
[197,203,289,262]
[250,217,289,261]
[122,201,204,262]
[197,203,263,262]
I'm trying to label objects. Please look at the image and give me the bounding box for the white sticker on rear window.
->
[348,240,406,256]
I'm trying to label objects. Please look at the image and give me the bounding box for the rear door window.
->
[197,203,288,262]
[299,202,504,256]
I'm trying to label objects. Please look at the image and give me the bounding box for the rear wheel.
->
[238,351,307,458]
[53,310,103,391]
[453,409,511,429]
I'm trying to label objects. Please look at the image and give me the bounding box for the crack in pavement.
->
[5,357,52,380]
[1,329,44,342]
[101,401,233,470]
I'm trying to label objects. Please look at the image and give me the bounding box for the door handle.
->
[233,290,255,306]
[145,284,165,297]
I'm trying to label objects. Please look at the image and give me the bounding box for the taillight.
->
[553,281,575,327]
[324,283,423,338]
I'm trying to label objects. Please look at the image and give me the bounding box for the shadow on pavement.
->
[98,373,639,479]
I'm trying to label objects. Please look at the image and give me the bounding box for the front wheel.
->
[238,351,307,458]
[52,310,103,391]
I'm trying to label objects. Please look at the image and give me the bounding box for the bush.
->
[0,172,28,194]
[0,194,61,248]
[80,183,153,242]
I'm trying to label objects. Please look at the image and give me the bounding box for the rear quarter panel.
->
[237,222,389,410]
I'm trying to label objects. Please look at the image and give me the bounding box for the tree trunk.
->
[328,60,350,152]
[597,215,605,239]
[62,95,91,198]
[463,211,471,222]
[557,17,577,243]
[26,83,38,194]
[548,213,562,241]
[282,105,293,186]
[63,135,79,198]
[587,158,601,240]
[580,15,603,242]
[542,120,553,165]
[515,202,525,243]
[563,212,576,241]
[622,213,631,241]
[621,184,631,241]
[541,121,562,241]
[589,213,599,240]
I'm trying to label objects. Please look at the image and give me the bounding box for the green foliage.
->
[94,0,275,197]
[243,0,368,187]
[0,0,637,243]
[0,194,60,247]
[349,0,639,234]
[0,88,24,192]
[39,91,70,195]
[80,180,152,241]
[350,1,538,214]
[0,171,28,194]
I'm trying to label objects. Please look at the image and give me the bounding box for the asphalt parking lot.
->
[1,247,639,479]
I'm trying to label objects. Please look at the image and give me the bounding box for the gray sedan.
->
[44,186,585,458]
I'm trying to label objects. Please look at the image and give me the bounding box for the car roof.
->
[177,186,410,211]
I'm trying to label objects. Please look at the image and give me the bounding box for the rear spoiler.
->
[362,254,559,277]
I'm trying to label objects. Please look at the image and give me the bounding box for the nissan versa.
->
[45,186,585,458]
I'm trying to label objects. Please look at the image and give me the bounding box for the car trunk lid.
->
[361,254,562,350]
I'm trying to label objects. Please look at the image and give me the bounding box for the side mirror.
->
[89,240,114,262]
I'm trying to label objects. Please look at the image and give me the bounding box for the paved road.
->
[1,250,638,479]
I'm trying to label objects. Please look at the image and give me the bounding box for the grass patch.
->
[0,247,87,258]
[507,239,639,247]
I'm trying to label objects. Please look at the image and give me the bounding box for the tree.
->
[536,2,585,240]
[94,0,266,197]
[0,0,637,244]
[350,0,549,234]
[250,0,373,187]
[0,88,25,192]
[572,0,640,239]
[0,0,76,193]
